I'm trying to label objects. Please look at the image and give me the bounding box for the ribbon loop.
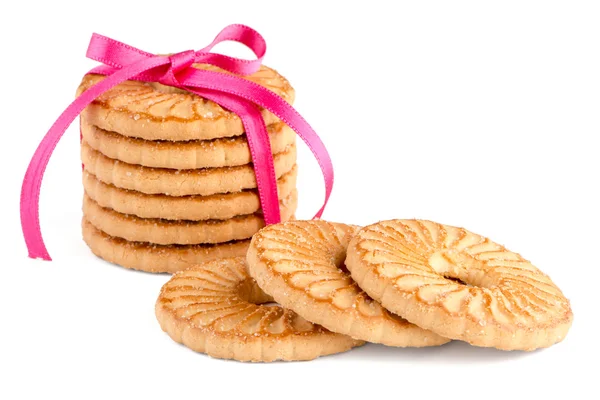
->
[21,24,334,261]
[196,24,266,76]
[86,33,154,70]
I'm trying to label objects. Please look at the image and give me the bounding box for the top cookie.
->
[77,64,295,141]
[345,219,573,351]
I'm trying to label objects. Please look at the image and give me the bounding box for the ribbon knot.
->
[20,24,334,261]
[158,50,197,87]
[169,50,197,74]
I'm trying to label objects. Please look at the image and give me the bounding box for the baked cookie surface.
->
[81,121,296,169]
[82,219,250,273]
[81,141,297,196]
[346,219,573,350]
[82,168,297,221]
[247,220,450,347]
[82,193,297,245]
[155,257,363,361]
[78,64,295,141]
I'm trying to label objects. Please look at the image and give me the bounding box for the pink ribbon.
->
[21,24,333,261]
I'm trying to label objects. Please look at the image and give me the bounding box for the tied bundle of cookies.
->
[21,25,339,360]
[77,66,298,273]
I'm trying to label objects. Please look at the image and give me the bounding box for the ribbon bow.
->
[21,24,333,261]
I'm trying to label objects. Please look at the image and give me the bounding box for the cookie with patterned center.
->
[77,64,294,141]
[155,257,363,362]
[345,219,573,351]
[246,220,450,347]
[82,192,297,245]
[80,141,297,196]
[82,165,297,221]
[80,121,296,169]
[82,219,250,273]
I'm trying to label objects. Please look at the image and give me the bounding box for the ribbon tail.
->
[185,88,281,225]
[21,57,170,260]
[230,100,281,225]
[242,96,332,219]
[242,97,332,219]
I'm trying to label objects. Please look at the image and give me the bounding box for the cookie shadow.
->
[344,340,537,363]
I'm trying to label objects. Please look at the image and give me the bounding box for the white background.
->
[1,1,598,399]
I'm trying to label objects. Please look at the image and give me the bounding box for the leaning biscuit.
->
[156,257,363,362]
[80,141,297,196]
[345,219,573,351]
[78,64,295,141]
[82,219,250,274]
[246,220,450,347]
[82,166,297,221]
[82,192,297,245]
[81,121,296,169]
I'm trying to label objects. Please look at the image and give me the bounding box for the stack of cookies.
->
[78,64,298,273]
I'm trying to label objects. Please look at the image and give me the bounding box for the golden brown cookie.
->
[82,192,297,245]
[80,121,296,169]
[82,219,250,273]
[345,219,573,351]
[78,64,294,141]
[156,257,363,362]
[80,141,297,196]
[246,220,450,347]
[82,166,297,221]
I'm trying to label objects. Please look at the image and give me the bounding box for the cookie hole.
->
[444,276,471,287]
[236,278,274,305]
[429,250,488,288]
[338,262,350,275]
